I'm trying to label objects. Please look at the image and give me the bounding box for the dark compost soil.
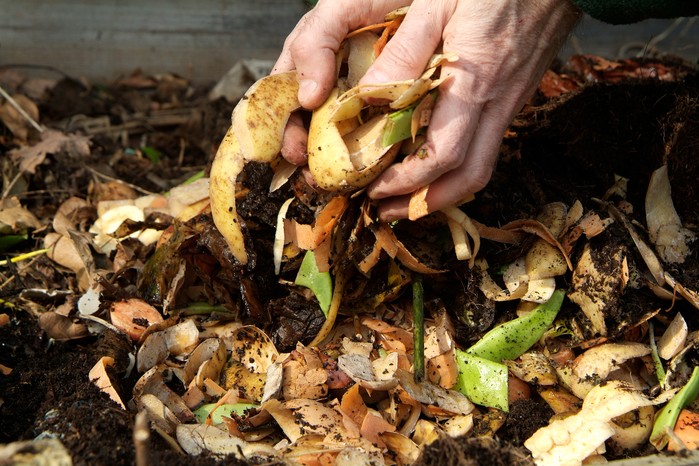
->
[1,56,698,465]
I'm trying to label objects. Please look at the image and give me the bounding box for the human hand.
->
[274,0,581,220]
[273,0,411,168]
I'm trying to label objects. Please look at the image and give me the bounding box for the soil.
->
[1,56,698,465]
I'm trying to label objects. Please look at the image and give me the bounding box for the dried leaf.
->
[0,94,39,142]
[44,232,94,291]
[396,369,474,415]
[338,352,399,391]
[0,197,42,233]
[10,129,90,174]
[282,345,328,400]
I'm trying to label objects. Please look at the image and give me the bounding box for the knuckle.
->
[380,40,426,78]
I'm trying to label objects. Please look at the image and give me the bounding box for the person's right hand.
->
[274,0,581,220]
[272,0,411,168]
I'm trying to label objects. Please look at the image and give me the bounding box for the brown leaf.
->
[44,232,95,291]
[0,94,39,142]
[9,129,90,174]
[0,196,42,233]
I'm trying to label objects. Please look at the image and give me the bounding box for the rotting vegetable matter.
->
[4,8,699,466]
[200,10,699,465]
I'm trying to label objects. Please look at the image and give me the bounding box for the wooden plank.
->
[1,2,696,84]
[0,0,307,83]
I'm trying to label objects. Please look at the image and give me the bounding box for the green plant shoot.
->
[650,366,699,450]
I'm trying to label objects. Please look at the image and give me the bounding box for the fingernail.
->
[360,69,391,85]
[298,79,318,105]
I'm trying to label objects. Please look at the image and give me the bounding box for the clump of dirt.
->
[414,436,534,466]
[498,399,555,447]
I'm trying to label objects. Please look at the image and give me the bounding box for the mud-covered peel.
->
[210,72,301,264]
[210,128,247,264]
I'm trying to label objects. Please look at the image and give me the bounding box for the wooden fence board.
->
[0,0,307,83]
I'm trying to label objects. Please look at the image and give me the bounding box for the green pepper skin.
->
[467,289,565,362]
[193,402,259,425]
[295,250,333,315]
[454,290,565,411]
[455,350,509,411]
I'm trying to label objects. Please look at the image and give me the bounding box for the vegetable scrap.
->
[1,7,699,466]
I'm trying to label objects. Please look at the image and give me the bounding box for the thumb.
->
[359,0,450,85]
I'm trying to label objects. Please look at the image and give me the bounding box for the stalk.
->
[412,274,424,383]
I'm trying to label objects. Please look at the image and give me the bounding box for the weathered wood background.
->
[0,1,696,84]
[0,0,308,84]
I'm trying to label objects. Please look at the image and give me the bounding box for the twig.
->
[86,166,156,196]
[0,84,44,133]
[412,274,425,383]
[133,411,151,466]
[1,172,22,201]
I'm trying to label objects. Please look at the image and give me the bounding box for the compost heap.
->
[2,11,699,466]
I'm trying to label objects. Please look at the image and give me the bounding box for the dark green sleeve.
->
[571,0,699,24]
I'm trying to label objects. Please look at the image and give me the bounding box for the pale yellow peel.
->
[231,71,300,163]
[211,72,301,263]
[329,82,413,122]
[308,88,399,191]
[210,128,247,264]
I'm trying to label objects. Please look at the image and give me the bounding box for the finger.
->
[272,11,309,75]
[367,62,483,199]
[301,166,320,190]
[281,112,308,165]
[359,0,450,84]
[376,99,509,221]
[291,0,410,109]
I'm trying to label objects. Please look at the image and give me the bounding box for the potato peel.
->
[210,128,248,264]
[309,88,401,191]
[231,71,300,163]
[210,72,300,265]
